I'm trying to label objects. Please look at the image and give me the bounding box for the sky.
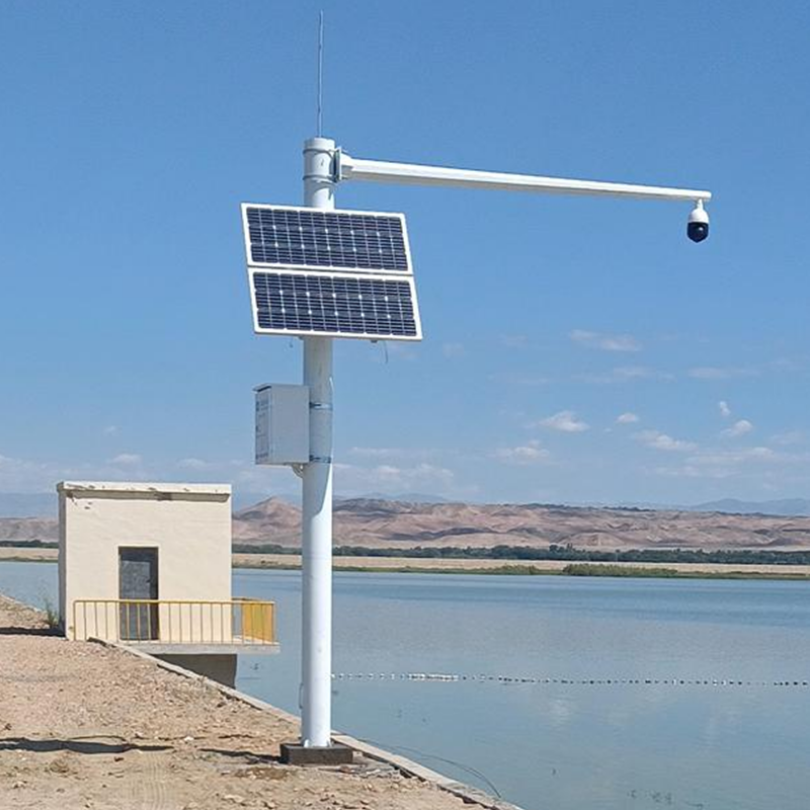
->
[1,1,809,507]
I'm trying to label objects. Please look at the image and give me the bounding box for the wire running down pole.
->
[301,136,336,748]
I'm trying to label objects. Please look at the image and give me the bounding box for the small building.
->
[57,481,277,685]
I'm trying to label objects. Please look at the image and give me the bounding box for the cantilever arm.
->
[339,152,711,204]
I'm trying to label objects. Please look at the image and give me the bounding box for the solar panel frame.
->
[248,267,423,342]
[241,203,413,276]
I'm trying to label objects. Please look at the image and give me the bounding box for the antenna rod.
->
[317,11,324,137]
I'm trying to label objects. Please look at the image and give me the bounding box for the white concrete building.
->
[57,481,277,684]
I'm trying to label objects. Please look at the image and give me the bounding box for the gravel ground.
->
[0,594,470,810]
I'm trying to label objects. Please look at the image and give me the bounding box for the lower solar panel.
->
[250,270,422,341]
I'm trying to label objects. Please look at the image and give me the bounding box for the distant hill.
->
[231,497,810,551]
[691,498,810,517]
[0,516,58,543]
[4,495,810,551]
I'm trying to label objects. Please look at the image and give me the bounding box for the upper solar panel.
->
[242,204,410,273]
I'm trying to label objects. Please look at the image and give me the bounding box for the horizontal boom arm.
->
[339,153,711,204]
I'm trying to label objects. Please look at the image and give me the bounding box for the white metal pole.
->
[301,136,335,748]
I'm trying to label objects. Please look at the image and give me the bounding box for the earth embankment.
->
[0,594,475,810]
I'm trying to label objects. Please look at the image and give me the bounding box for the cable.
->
[356,735,502,798]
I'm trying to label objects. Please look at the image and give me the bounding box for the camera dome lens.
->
[687,222,709,243]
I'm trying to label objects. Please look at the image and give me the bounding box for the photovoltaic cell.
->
[245,206,409,272]
[251,271,419,339]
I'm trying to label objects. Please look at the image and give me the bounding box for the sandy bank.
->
[233,553,810,578]
[0,594,485,810]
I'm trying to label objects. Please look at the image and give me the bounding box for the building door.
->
[119,548,159,640]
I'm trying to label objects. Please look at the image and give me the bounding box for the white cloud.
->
[177,457,211,470]
[771,430,806,446]
[770,358,802,373]
[0,451,149,492]
[721,419,754,439]
[688,366,758,380]
[718,400,731,418]
[691,446,777,467]
[570,329,641,352]
[349,447,438,461]
[334,461,458,495]
[442,342,466,359]
[577,366,673,384]
[493,440,551,465]
[490,371,551,386]
[500,335,529,349]
[0,453,66,492]
[652,445,808,481]
[110,453,142,466]
[102,425,119,436]
[616,412,640,425]
[635,430,697,452]
[538,410,589,433]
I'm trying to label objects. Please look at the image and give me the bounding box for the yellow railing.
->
[71,599,276,646]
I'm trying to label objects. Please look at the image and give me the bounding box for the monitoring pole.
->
[286,136,711,759]
[300,136,336,750]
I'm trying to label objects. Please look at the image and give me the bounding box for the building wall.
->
[58,482,231,641]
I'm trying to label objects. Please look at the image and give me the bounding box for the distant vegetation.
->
[233,543,810,566]
[561,563,810,581]
[6,539,810,569]
[0,540,55,548]
[563,563,681,578]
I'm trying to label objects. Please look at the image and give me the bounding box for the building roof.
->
[56,481,231,497]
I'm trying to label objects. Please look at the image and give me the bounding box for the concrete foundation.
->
[280,742,354,766]
[157,654,237,688]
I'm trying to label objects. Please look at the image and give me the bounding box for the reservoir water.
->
[2,561,808,810]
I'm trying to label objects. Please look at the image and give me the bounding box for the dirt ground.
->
[0,595,473,810]
[0,547,57,562]
[234,553,810,577]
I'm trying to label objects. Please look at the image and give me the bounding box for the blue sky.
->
[1,1,809,506]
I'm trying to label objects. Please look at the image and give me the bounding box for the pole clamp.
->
[310,402,333,411]
[309,455,333,464]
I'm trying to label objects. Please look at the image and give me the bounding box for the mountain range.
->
[3,495,810,551]
[230,497,810,551]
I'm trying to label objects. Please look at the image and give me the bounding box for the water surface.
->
[2,562,808,810]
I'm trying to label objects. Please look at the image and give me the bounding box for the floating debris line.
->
[331,672,809,688]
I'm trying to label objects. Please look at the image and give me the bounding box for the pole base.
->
[279,742,354,766]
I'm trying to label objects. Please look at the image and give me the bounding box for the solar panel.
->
[249,270,421,340]
[242,204,422,342]
[243,205,410,273]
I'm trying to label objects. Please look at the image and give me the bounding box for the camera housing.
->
[687,202,710,243]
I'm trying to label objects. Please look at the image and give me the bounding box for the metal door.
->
[119,547,159,640]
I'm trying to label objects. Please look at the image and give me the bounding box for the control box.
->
[255,384,310,465]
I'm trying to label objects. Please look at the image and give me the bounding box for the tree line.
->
[232,542,810,566]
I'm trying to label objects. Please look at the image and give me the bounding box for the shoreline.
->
[0,592,517,810]
[3,546,810,580]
